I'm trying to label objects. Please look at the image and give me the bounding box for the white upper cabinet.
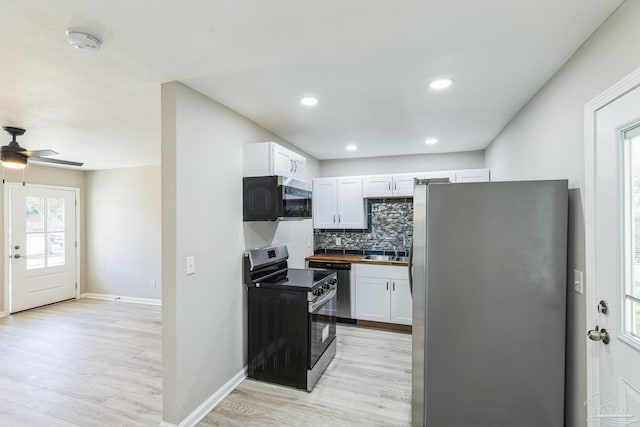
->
[272,144,293,176]
[337,177,366,228]
[363,172,424,198]
[453,168,490,183]
[363,175,393,197]
[312,178,338,228]
[243,141,307,180]
[313,177,366,229]
[392,173,424,196]
[291,152,306,179]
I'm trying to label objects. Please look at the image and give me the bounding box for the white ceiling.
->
[0,0,623,169]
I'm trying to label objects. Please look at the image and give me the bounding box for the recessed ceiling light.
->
[300,96,318,107]
[424,138,438,145]
[65,30,102,50]
[346,145,358,151]
[429,79,453,90]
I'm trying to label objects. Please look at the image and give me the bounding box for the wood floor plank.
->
[1,299,411,426]
[199,324,412,427]
[0,299,162,426]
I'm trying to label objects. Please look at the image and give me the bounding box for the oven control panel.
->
[310,278,337,298]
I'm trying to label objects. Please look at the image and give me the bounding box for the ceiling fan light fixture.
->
[1,152,27,169]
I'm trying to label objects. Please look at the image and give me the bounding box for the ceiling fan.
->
[2,126,83,169]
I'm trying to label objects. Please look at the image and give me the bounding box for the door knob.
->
[14,245,20,250]
[587,325,610,344]
[13,254,23,259]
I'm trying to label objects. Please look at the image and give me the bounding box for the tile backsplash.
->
[314,198,413,255]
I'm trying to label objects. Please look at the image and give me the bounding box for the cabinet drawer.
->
[355,264,408,280]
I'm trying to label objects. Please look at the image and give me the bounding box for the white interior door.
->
[6,184,77,313]
[587,82,640,426]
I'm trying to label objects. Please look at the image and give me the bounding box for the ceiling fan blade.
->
[21,149,59,157]
[29,156,84,167]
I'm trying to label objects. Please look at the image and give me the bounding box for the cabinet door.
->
[272,144,294,177]
[454,168,490,183]
[312,178,337,228]
[337,177,366,228]
[392,173,424,196]
[292,153,306,180]
[363,175,393,198]
[390,279,412,325]
[355,277,391,322]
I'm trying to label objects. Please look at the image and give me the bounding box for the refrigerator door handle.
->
[408,240,413,296]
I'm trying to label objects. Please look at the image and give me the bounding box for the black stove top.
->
[256,268,336,292]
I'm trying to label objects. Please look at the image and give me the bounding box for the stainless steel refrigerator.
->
[411,180,567,427]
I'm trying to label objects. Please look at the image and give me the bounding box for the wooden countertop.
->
[306,253,409,267]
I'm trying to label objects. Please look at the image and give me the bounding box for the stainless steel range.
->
[243,244,337,391]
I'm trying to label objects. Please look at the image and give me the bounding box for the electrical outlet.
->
[186,256,196,275]
[573,269,584,294]
[336,237,342,246]
[151,280,157,288]
[307,237,312,248]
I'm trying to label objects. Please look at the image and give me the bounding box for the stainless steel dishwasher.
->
[307,261,354,322]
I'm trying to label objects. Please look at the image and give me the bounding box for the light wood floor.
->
[0,300,411,426]
[199,324,412,427]
[0,299,162,426]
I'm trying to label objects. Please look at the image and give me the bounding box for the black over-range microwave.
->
[243,176,312,221]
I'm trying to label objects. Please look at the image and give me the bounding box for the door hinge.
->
[75,241,77,248]
[75,283,78,289]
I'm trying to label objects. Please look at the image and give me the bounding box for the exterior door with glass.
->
[7,184,77,313]
[587,79,640,426]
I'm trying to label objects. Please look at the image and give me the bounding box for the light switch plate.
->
[336,237,342,246]
[573,269,584,294]
[186,256,196,276]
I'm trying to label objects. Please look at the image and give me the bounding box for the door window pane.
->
[26,233,45,270]
[47,232,64,266]
[26,196,44,232]
[47,197,64,232]
[625,298,640,339]
[623,125,640,341]
[24,196,67,269]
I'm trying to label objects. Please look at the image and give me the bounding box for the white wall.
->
[485,2,640,426]
[85,165,161,300]
[0,164,86,314]
[161,81,318,425]
[319,150,484,177]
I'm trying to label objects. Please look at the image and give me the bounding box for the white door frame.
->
[585,66,640,425]
[2,182,81,315]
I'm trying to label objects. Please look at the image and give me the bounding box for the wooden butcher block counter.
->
[305,253,409,267]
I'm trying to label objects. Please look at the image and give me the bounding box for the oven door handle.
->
[308,288,337,313]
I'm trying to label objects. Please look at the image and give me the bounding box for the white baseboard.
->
[81,293,162,306]
[160,367,247,427]
[0,311,7,318]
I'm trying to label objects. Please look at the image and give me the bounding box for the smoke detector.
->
[65,30,102,50]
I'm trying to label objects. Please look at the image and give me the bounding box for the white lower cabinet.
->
[355,264,412,325]
[389,279,412,324]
